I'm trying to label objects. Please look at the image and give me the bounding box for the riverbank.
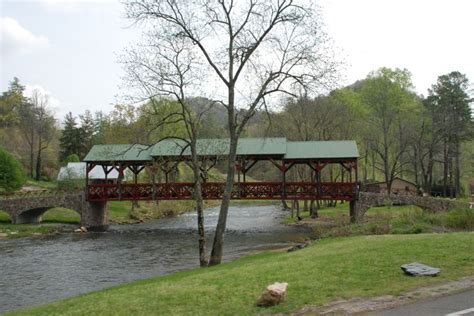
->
[8,232,473,315]
[284,203,473,236]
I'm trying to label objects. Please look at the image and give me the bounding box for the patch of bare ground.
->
[284,277,474,315]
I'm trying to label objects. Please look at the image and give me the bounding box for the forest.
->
[0,67,472,197]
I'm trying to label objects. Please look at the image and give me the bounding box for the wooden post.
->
[349,163,352,183]
[296,200,300,220]
[118,164,123,200]
[354,159,359,199]
[152,167,156,200]
[85,162,90,200]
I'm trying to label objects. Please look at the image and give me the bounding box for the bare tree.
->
[125,0,338,265]
[123,34,217,267]
[29,90,56,181]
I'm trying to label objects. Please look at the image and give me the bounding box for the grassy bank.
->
[9,232,473,315]
[284,203,473,237]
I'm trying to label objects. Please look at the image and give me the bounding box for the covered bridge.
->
[84,138,359,202]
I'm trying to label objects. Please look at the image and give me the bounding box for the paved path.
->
[368,289,474,316]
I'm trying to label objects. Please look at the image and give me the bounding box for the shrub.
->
[0,147,25,193]
[64,154,80,164]
[444,209,474,231]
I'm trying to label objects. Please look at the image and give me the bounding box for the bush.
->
[64,154,80,164]
[0,147,25,193]
[444,209,474,231]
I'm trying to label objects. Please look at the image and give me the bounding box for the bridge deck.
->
[86,181,357,202]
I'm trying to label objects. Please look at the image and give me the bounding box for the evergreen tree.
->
[428,71,472,197]
[0,77,26,127]
[79,110,95,157]
[59,112,82,161]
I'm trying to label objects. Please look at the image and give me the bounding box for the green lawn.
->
[24,179,58,190]
[9,232,473,315]
[284,203,473,236]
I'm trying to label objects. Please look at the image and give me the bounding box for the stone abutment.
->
[0,192,108,231]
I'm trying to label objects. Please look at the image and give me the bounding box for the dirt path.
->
[288,277,474,315]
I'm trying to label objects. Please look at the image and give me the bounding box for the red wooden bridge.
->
[84,138,359,203]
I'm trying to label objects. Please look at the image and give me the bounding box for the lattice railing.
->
[87,182,357,202]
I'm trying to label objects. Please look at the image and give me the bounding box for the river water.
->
[0,205,311,312]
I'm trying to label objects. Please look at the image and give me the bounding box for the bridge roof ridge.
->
[84,138,359,162]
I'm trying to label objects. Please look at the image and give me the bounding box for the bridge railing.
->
[86,182,357,202]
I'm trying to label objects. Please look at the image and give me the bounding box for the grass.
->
[9,232,474,315]
[24,179,58,190]
[283,204,473,238]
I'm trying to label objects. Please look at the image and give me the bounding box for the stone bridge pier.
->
[0,192,109,231]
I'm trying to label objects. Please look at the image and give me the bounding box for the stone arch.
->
[1,193,107,231]
[14,206,82,224]
[352,192,467,223]
[42,207,82,223]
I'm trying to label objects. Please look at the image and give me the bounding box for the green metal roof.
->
[84,144,151,162]
[238,138,287,156]
[149,137,287,157]
[84,138,358,162]
[285,140,359,160]
[149,139,230,157]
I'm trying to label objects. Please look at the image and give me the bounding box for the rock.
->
[80,226,88,232]
[74,229,82,233]
[0,233,8,238]
[10,231,18,235]
[288,243,308,252]
[401,262,440,277]
[257,282,288,307]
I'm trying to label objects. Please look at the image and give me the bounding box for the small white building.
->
[57,162,119,181]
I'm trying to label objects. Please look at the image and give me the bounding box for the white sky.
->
[1,0,473,120]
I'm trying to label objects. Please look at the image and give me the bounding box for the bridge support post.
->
[82,201,109,231]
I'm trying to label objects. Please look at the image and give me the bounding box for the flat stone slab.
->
[401,262,440,277]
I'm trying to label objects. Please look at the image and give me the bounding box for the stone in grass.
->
[257,282,288,307]
[401,262,440,277]
[74,226,88,233]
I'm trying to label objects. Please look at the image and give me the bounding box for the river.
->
[0,205,311,312]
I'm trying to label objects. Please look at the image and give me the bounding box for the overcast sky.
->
[1,0,473,120]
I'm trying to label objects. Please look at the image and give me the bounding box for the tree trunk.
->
[443,138,448,197]
[208,130,238,266]
[191,141,207,267]
[454,140,461,198]
[29,141,34,178]
[35,146,42,181]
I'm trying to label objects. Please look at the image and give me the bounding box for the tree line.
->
[0,68,472,196]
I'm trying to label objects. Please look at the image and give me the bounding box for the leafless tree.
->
[30,90,56,181]
[123,33,217,267]
[125,0,338,265]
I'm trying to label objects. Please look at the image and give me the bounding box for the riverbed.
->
[0,205,311,312]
